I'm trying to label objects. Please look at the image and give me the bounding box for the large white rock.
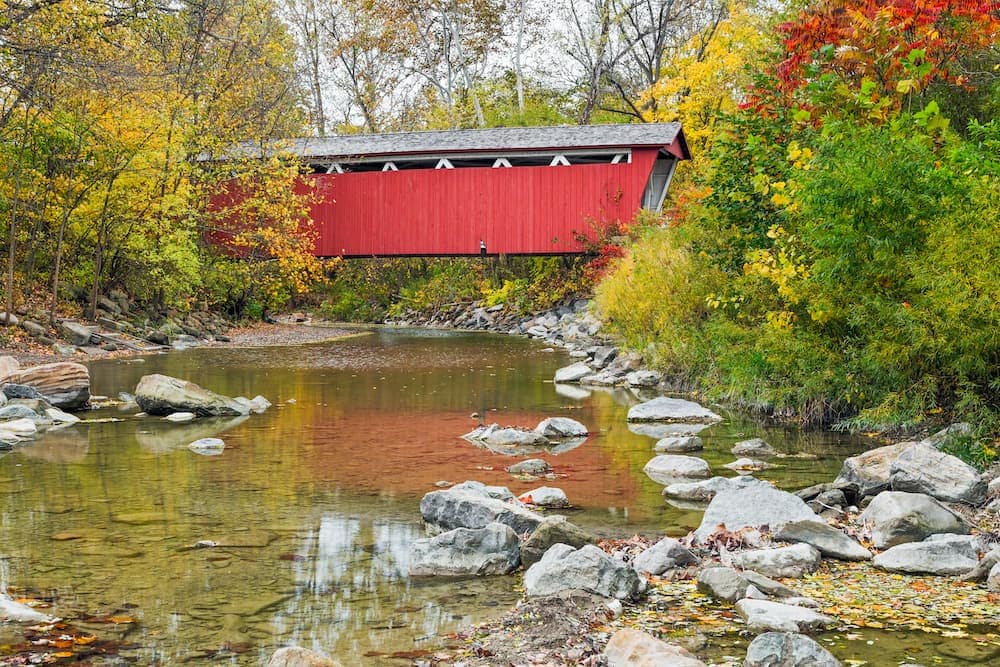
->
[534,417,588,438]
[409,522,520,576]
[729,543,822,578]
[693,482,822,543]
[553,362,593,383]
[266,646,341,667]
[518,486,570,508]
[643,455,711,484]
[857,491,968,549]
[889,442,986,505]
[524,544,642,600]
[834,442,911,497]
[604,628,706,667]
[420,481,543,535]
[627,397,722,423]
[136,374,248,417]
[873,535,983,575]
[744,632,842,667]
[735,599,837,633]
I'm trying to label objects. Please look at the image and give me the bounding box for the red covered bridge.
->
[227,123,689,257]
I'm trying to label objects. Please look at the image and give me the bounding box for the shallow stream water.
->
[0,329,995,665]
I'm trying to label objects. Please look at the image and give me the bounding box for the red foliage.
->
[756,1,1000,112]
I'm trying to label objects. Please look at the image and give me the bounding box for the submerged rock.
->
[0,594,55,623]
[723,457,772,472]
[604,628,706,667]
[524,544,642,600]
[744,632,842,667]
[188,437,226,455]
[409,522,520,576]
[857,491,968,549]
[266,646,341,667]
[135,374,247,417]
[627,397,722,423]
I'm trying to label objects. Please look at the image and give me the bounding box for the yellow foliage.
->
[640,2,774,158]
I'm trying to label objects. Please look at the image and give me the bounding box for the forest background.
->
[1,0,999,441]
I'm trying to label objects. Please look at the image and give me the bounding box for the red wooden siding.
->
[304,148,660,257]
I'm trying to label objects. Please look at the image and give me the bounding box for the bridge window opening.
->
[312,150,635,173]
[641,156,678,212]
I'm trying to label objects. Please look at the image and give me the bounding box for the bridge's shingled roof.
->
[220,123,688,161]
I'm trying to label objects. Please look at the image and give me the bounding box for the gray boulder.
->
[654,436,703,453]
[1,361,90,410]
[774,520,872,561]
[632,537,699,576]
[409,523,520,576]
[730,543,822,578]
[889,442,986,505]
[20,321,46,337]
[989,561,1000,592]
[921,423,973,449]
[834,442,911,497]
[696,566,796,603]
[2,384,45,400]
[0,403,50,423]
[872,535,983,575]
[733,438,777,457]
[625,370,662,388]
[420,481,543,535]
[627,397,722,423]
[482,426,549,448]
[506,459,550,475]
[135,374,247,417]
[643,455,711,484]
[524,544,642,600]
[59,320,94,345]
[554,362,592,383]
[744,632,842,667]
[590,346,618,369]
[693,483,822,543]
[604,628,706,667]
[518,486,570,508]
[534,417,588,438]
[520,516,595,568]
[735,599,837,634]
[857,491,968,549]
[724,457,772,472]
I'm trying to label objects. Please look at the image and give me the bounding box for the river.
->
[1,329,990,665]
